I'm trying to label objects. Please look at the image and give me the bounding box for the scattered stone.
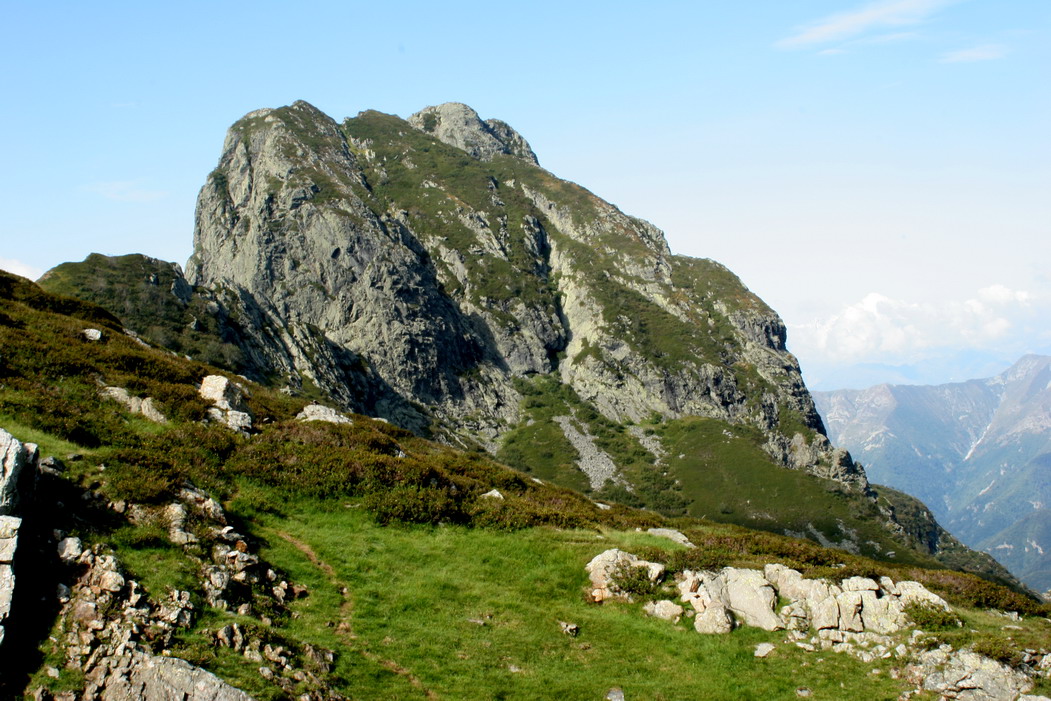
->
[99,386,168,424]
[178,486,226,524]
[606,688,626,701]
[754,642,776,658]
[795,688,812,697]
[559,621,579,636]
[480,489,504,500]
[82,328,102,342]
[646,528,695,548]
[643,600,684,621]
[57,537,84,563]
[296,404,353,424]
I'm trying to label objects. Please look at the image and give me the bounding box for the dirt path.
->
[274,530,440,700]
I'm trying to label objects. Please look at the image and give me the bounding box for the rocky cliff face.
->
[183,100,860,489]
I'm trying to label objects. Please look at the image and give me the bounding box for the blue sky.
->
[1,0,1048,389]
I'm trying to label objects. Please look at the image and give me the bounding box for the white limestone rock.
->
[643,600,684,621]
[906,648,1033,701]
[647,528,695,548]
[408,102,539,165]
[296,404,353,424]
[720,567,784,631]
[100,386,168,424]
[694,602,735,634]
[754,642,776,658]
[57,536,83,563]
[1,428,35,515]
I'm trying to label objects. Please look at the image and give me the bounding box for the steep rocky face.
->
[407,102,539,165]
[815,355,1051,590]
[185,100,853,481]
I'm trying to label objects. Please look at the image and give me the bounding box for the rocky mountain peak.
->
[408,102,539,165]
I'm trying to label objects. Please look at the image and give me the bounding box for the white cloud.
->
[82,180,168,203]
[0,257,44,281]
[790,285,1046,366]
[940,44,1008,63]
[776,0,956,49]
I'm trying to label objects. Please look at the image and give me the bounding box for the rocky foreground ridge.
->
[587,543,1051,700]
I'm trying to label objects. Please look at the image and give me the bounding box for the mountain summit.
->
[41,101,1014,574]
[183,100,855,479]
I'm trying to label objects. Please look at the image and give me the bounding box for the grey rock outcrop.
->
[184,100,860,489]
[0,515,19,645]
[670,560,949,638]
[0,428,34,646]
[905,648,1034,700]
[99,386,167,424]
[1,428,34,515]
[199,375,253,434]
[98,653,253,701]
[408,103,539,165]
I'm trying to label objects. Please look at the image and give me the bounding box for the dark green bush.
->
[608,562,661,598]
[364,486,461,525]
[971,636,1023,667]
[903,602,962,630]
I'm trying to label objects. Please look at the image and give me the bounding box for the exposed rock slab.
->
[98,652,254,701]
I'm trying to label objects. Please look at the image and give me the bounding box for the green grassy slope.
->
[4,270,1047,699]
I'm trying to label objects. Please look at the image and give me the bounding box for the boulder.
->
[82,328,102,341]
[199,375,246,411]
[694,602,735,634]
[179,486,227,524]
[859,591,908,635]
[810,594,841,631]
[480,489,504,500]
[721,568,784,631]
[835,591,864,633]
[0,516,20,646]
[841,576,879,592]
[0,515,19,561]
[754,642,776,658]
[99,386,168,424]
[57,536,84,563]
[896,580,951,611]
[643,600,684,621]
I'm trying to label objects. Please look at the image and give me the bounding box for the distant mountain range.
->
[815,355,1051,591]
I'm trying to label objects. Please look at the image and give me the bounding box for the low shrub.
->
[903,602,962,630]
[971,635,1024,667]
[608,562,661,598]
[364,486,462,525]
